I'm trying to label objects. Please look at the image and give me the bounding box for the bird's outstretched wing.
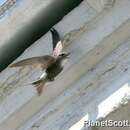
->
[50,28,61,50]
[50,28,63,56]
[53,41,63,57]
[9,55,55,69]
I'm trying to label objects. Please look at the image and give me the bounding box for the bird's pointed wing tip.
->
[9,63,17,68]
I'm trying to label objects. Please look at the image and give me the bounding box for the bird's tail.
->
[32,78,47,96]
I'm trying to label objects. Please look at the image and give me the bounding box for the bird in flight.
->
[10,28,69,95]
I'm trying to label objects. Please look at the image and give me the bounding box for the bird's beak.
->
[66,52,71,58]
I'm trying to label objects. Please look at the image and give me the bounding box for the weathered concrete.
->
[0,0,130,130]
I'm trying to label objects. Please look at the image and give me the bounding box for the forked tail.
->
[32,78,47,96]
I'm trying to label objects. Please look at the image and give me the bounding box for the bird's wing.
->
[53,40,63,56]
[50,28,63,56]
[50,28,61,50]
[10,55,55,69]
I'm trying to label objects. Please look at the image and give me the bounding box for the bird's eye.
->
[60,54,65,56]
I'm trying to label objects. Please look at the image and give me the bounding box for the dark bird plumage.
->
[50,28,61,50]
[10,28,69,95]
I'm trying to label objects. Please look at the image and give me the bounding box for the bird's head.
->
[59,53,70,59]
[57,53,70,65]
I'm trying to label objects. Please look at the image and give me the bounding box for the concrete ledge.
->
[94,99,130,130]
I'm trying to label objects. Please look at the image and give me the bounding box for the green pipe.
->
[0,0,82,72]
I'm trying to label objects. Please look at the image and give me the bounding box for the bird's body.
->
[10,28,69,95]
[46,56,65,81]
